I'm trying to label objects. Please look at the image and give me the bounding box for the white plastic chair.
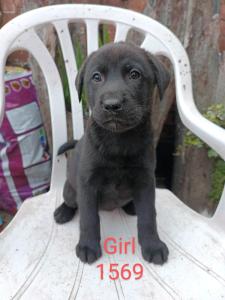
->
[0,4,225,300]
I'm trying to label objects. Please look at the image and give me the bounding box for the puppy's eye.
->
[92,72,102,82]
[129,69,141,80]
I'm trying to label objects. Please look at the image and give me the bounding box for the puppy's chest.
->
[97,165,149,210]
[88,157,151,210]
[90,159,150,188]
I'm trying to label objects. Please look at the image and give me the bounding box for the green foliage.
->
[183,130,204,148]
[73,39,87,111]
[99,24,111,47]
[183,104,225,153]
[55,45,71,111]
[74,39,85,70]
[209,159,225,203]
[177,103,225,203]
[204,103,225,126]
[55,25,111,113]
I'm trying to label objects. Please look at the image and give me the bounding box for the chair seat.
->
[0,189,225,299]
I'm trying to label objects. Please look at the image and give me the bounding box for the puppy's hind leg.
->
[122,201,136,216]
[54,180,77,224]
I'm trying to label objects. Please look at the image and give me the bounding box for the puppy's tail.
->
[57,140,78,155]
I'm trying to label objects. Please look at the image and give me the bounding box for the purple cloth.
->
[0,70,51,213]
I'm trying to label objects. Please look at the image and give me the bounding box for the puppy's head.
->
[76,42,170,133]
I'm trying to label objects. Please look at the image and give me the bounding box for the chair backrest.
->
[0,4,224,226]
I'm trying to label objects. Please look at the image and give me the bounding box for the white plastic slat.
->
[54,20,84,140]
[11,29,67,191]
[86,19,99,55]
[141,34,167,55]
[114,23,130,42]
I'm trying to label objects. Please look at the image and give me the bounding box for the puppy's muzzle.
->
[102,98,123,113]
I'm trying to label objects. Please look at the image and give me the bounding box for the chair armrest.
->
[173,51,225,229]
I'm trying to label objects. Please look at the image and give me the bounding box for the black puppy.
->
[54,42,170,265]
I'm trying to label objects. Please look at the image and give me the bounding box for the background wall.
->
[1,0,224,214]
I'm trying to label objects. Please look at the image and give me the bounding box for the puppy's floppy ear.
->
[147,53,170,100]
[75,53,94,102]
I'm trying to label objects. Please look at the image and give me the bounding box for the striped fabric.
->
[0,67,51,214]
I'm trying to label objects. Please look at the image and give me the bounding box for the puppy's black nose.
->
[103,99,122,112]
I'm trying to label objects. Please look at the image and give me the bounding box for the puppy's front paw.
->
[141,238,169,265]
[76,242,102,264]
[54,203,76,224]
